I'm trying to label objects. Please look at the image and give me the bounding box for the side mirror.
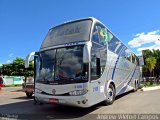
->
[25,52,36,68]
[83,42,92,63]
[138,56,144,66]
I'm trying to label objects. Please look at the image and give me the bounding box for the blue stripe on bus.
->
[111,47,125,81]
[111,56,120,80]
[127,66,137,85]
[117,66,137,95]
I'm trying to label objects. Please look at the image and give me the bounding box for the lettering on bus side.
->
[93,86,99,92]
[56,27,81,37]
[75,85,83,90]
[65,42,78,46]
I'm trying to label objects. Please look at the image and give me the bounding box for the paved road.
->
[0,87,160,120]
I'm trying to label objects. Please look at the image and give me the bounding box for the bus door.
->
[90,49,104,102]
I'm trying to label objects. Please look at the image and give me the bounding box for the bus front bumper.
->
[35,93,90,108]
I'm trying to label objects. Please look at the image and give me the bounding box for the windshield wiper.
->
[37,79,50,84]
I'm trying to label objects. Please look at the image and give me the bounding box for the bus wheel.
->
[104,84,115,105]
[134,80,138,92]
[26,92,33,98]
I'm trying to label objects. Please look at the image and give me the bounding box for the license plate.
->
[49,98,59,103]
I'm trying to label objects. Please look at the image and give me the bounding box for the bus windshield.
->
[36,46,88,84]
[40,20,92,49]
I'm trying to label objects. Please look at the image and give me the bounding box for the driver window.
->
[91,23,108,81]
[91,48,101,80]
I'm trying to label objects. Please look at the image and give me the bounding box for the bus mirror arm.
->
[83,42,92,63]
[25,52,36,68]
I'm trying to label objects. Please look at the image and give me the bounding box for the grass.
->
[141,82,160,88]
[4,84,22,87]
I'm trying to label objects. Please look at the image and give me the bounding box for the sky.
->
[0,0,160,65]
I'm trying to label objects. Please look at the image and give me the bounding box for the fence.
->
[2,76,24,86]
[141,77,160,86]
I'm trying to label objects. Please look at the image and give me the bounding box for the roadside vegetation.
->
[0,57,34,78]
[141,49,160,88]
[142,49,160,77]
[141,81,160,88]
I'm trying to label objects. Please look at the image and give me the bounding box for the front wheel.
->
[134,80,138,92]
[104,84,116,105]
[26,92,33,98]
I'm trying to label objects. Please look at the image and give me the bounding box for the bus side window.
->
[91,50,101,80]
[132,54,136,64]
[91,22,108,80]
[96,58,101,76]
[125,50,132,62]
[136,57,140,66]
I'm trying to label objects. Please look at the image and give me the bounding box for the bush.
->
[146,82,151,86]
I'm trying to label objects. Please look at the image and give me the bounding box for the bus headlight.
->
[69,89,88,96]
[35,89,42,94]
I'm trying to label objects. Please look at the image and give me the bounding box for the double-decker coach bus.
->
[25,17,141,107]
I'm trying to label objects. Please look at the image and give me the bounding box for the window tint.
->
[99,48,107,74]
[91,43,107,80]
[36,46,88,83]
[108,37,125,54]
[37,50,56,81]
[120,46,127,58]
[92,23,113,46]
[91,47,100,80]
[136,57,140,66]
[132,54,136,64]
[55,46,84,80]
[91,23,108,80]
[41,20,92,49]
[124,49,132,62]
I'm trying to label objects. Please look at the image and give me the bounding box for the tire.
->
[137,79,141,89]
[104,84,116,105]
[134,80,138,92]
[26,92,33,98]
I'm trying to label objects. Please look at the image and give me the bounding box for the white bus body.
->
[26,17,141,107]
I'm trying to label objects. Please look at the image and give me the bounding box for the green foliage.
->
[1,57,34,77]
[145,57,157,76]
[146,81,151,86]
[142,81,160,87]
[142,65,148,72]
[144,50,153,59]
[143,49,160,77]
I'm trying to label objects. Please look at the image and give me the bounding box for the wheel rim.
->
[107,87,114,102]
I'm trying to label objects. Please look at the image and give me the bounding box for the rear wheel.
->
[134,80,138,92]
[104,84,115,105]
[26,92,33,98]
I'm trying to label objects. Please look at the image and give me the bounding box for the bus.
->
[25,17,142,107]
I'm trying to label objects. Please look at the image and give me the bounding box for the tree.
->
[142,49,160,77]
[1,63,13,76]
[152,49,160,77]
[145,57,157,77]
[143,50,153,63]
[1,57,34,77]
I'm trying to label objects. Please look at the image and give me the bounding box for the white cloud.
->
[135,42,160,56]
[128,30,160,48]
[6,60,12,63]
[137,44,160,52]
[9,53,13,57]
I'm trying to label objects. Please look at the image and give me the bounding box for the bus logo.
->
[52,89,56,95]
